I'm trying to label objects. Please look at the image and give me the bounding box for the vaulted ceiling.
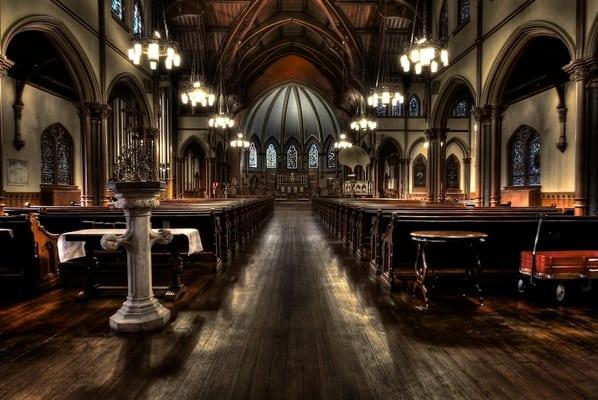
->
[166,0,418,112]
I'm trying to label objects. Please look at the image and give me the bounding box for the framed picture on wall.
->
[8,159,28,186]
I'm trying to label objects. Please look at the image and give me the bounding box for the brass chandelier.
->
[400,0,449,74]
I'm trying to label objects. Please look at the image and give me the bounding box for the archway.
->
[178,139,208,198]
[376,138,403,198]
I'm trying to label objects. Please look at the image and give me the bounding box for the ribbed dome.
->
[242,83,341,146]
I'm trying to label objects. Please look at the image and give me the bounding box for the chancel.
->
[0,0,598,398]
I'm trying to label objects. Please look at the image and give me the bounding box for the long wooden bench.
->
[313,198,594,292]
[2,197,274,299]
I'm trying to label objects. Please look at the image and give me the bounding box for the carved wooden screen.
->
[41,123,74,185]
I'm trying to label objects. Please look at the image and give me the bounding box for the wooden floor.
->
[2,206,598,399]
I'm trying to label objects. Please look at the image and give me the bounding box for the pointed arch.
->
[431,75,475,128]
[508,125,542,187]
[2,15,101,102]
[445,154,461,190]
[412,154,428,189]
[482,21,575,105]
[408,94,421,117]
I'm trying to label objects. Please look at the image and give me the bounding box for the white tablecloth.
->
[58,228,203,262]
[0,228,14,239]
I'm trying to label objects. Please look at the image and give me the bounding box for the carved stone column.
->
[0,55,14,209]
[12,79,25,151]
[587,75,598,215]
[101,181,172,332]
[489,105,505,207]
[78,102,110,206]
[563,58,595,215]
[471,106,489,206]
[463,157,472,199]
[401,157,411,199]
[425,128,447,202]
[555,84,568,152]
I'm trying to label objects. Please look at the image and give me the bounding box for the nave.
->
[1,206,598,400]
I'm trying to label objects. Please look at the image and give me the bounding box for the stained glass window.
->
[327,145,336,168]
[408,95,420,117]
[458,0,470,26]
[439,0,449,43]
[452,99,470,117]
[446,154,460,189]
[376,100,402,117]
[509,125,541,186]
[133,1,143,35]
[413,154,427,188]
[308,144,319,169]
[266,144,276,169]
[287,145,298,169]
[111,0,123,20]
[249,142,257,168]
[41,123,73,185]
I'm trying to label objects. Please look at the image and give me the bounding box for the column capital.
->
[425,128,447,141]
[462,157,471,165]
[563,56,598,82]
[0,55,14,77]
[470,105,489,121]
[78,102,110,120]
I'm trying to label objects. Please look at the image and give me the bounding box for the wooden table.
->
[410,230,487,308]
[59,228,202,301]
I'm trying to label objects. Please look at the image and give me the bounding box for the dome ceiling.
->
[243,83,341,147]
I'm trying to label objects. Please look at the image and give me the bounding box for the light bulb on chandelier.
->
[128,31,182,71]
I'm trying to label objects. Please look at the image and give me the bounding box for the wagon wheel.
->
[554,282,566,304]
[579,280,593,294]
[516,277,527,295]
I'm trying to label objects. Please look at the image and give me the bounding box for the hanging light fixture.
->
[400,0,449,75]
[351,69,377,132]
[334,133,353,150]
[128,2,181,70]
[180,9,215,108]
[230,132,250,148]
[367,8,404,109]
[208,67,234,130]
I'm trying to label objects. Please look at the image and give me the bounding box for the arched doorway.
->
[377,138,402,198]
[179,139,208,198]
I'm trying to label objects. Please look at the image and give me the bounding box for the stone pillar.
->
[401,157,411,199]
[425,128,447,202]
[471,106,488,206]
[78,102,110,206]
[563,58,596,215]
[489,105,505,207]
[101,181,172,332]
[0,56,14,209]
[463,157,471,199]
[12,79,25,151]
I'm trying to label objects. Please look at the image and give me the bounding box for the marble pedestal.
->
[101,181,173,333]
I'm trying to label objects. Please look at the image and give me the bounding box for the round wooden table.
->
[410,230,488,308]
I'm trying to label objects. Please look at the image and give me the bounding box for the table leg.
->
[164,251,186,302]
[77,254,99,301]
[413,241,430,308]
[473,242,484,306]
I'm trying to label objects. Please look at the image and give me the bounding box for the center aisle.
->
[168,206,409,400]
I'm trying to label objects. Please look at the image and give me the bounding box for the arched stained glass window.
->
[112,0,124,20]
[446,154,460,189]
[327,145,336,168]
[266,144,277,169]
[458,0,471,26]
[376,100,387,117]
[439,0,449,43]
[287,145,298,169]
[408,95,421,117]
[509,125,541,186]
[390,102,403,117]
[413,154,427,188]
[41,123,74,186]
[249,142,257,168]
[452,99,470,117]
[308,144,319,168]
[133,1,143,35]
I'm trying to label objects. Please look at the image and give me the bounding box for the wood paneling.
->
[3,191,40,207]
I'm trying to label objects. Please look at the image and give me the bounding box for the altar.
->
[276,172,308,194]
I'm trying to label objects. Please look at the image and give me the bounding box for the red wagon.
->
[517,215,598,303]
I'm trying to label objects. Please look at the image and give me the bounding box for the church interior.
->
[0,0,598,398]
